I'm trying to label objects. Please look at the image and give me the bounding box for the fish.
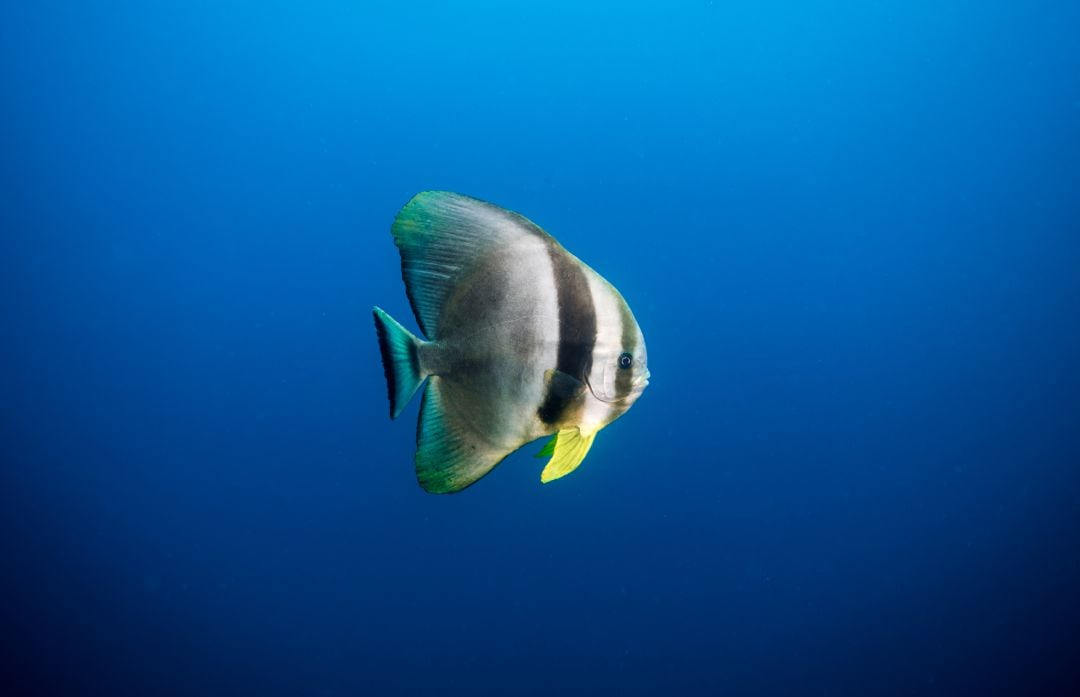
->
[373,191,650,493]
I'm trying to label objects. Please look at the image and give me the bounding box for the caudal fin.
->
[373,306,426,419]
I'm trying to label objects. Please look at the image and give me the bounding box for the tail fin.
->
[373,306,426,419]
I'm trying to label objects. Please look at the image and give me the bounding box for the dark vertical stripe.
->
[537,246,596,424]
[614,301,637,400]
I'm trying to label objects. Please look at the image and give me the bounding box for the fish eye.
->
[618,352,633,370]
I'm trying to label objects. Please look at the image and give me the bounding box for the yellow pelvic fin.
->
[540,428,597,484]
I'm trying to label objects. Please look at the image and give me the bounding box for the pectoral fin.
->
[540,428,597,484]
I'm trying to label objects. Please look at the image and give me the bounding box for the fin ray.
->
[372,306,426,419]
[416,377,514,494]
[391,191,549,339]
[540,429,596,484]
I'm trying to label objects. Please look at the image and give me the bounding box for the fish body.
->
[373,192,649,493]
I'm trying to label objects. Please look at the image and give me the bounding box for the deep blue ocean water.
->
[3,2,1079,695]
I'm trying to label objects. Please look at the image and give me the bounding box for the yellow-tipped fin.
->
[540,428,596,484]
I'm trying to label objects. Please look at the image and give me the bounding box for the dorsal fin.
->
[390,191,549,339]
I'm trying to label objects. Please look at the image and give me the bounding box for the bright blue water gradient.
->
[3,2,1078,694]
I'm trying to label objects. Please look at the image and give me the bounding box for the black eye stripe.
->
[614,300,637,399]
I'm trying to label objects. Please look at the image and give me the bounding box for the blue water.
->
[3,2,1079,694]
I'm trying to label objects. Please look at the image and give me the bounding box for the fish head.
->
[584,296,649,427]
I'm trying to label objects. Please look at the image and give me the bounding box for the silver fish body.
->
[373,192,648,493]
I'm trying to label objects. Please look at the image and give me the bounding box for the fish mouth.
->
[585,370,651,405]
[630,369,651,393]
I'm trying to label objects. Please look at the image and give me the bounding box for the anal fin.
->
[416,376,513,494]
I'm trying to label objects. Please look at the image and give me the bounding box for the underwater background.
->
[3,1,1079,695]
